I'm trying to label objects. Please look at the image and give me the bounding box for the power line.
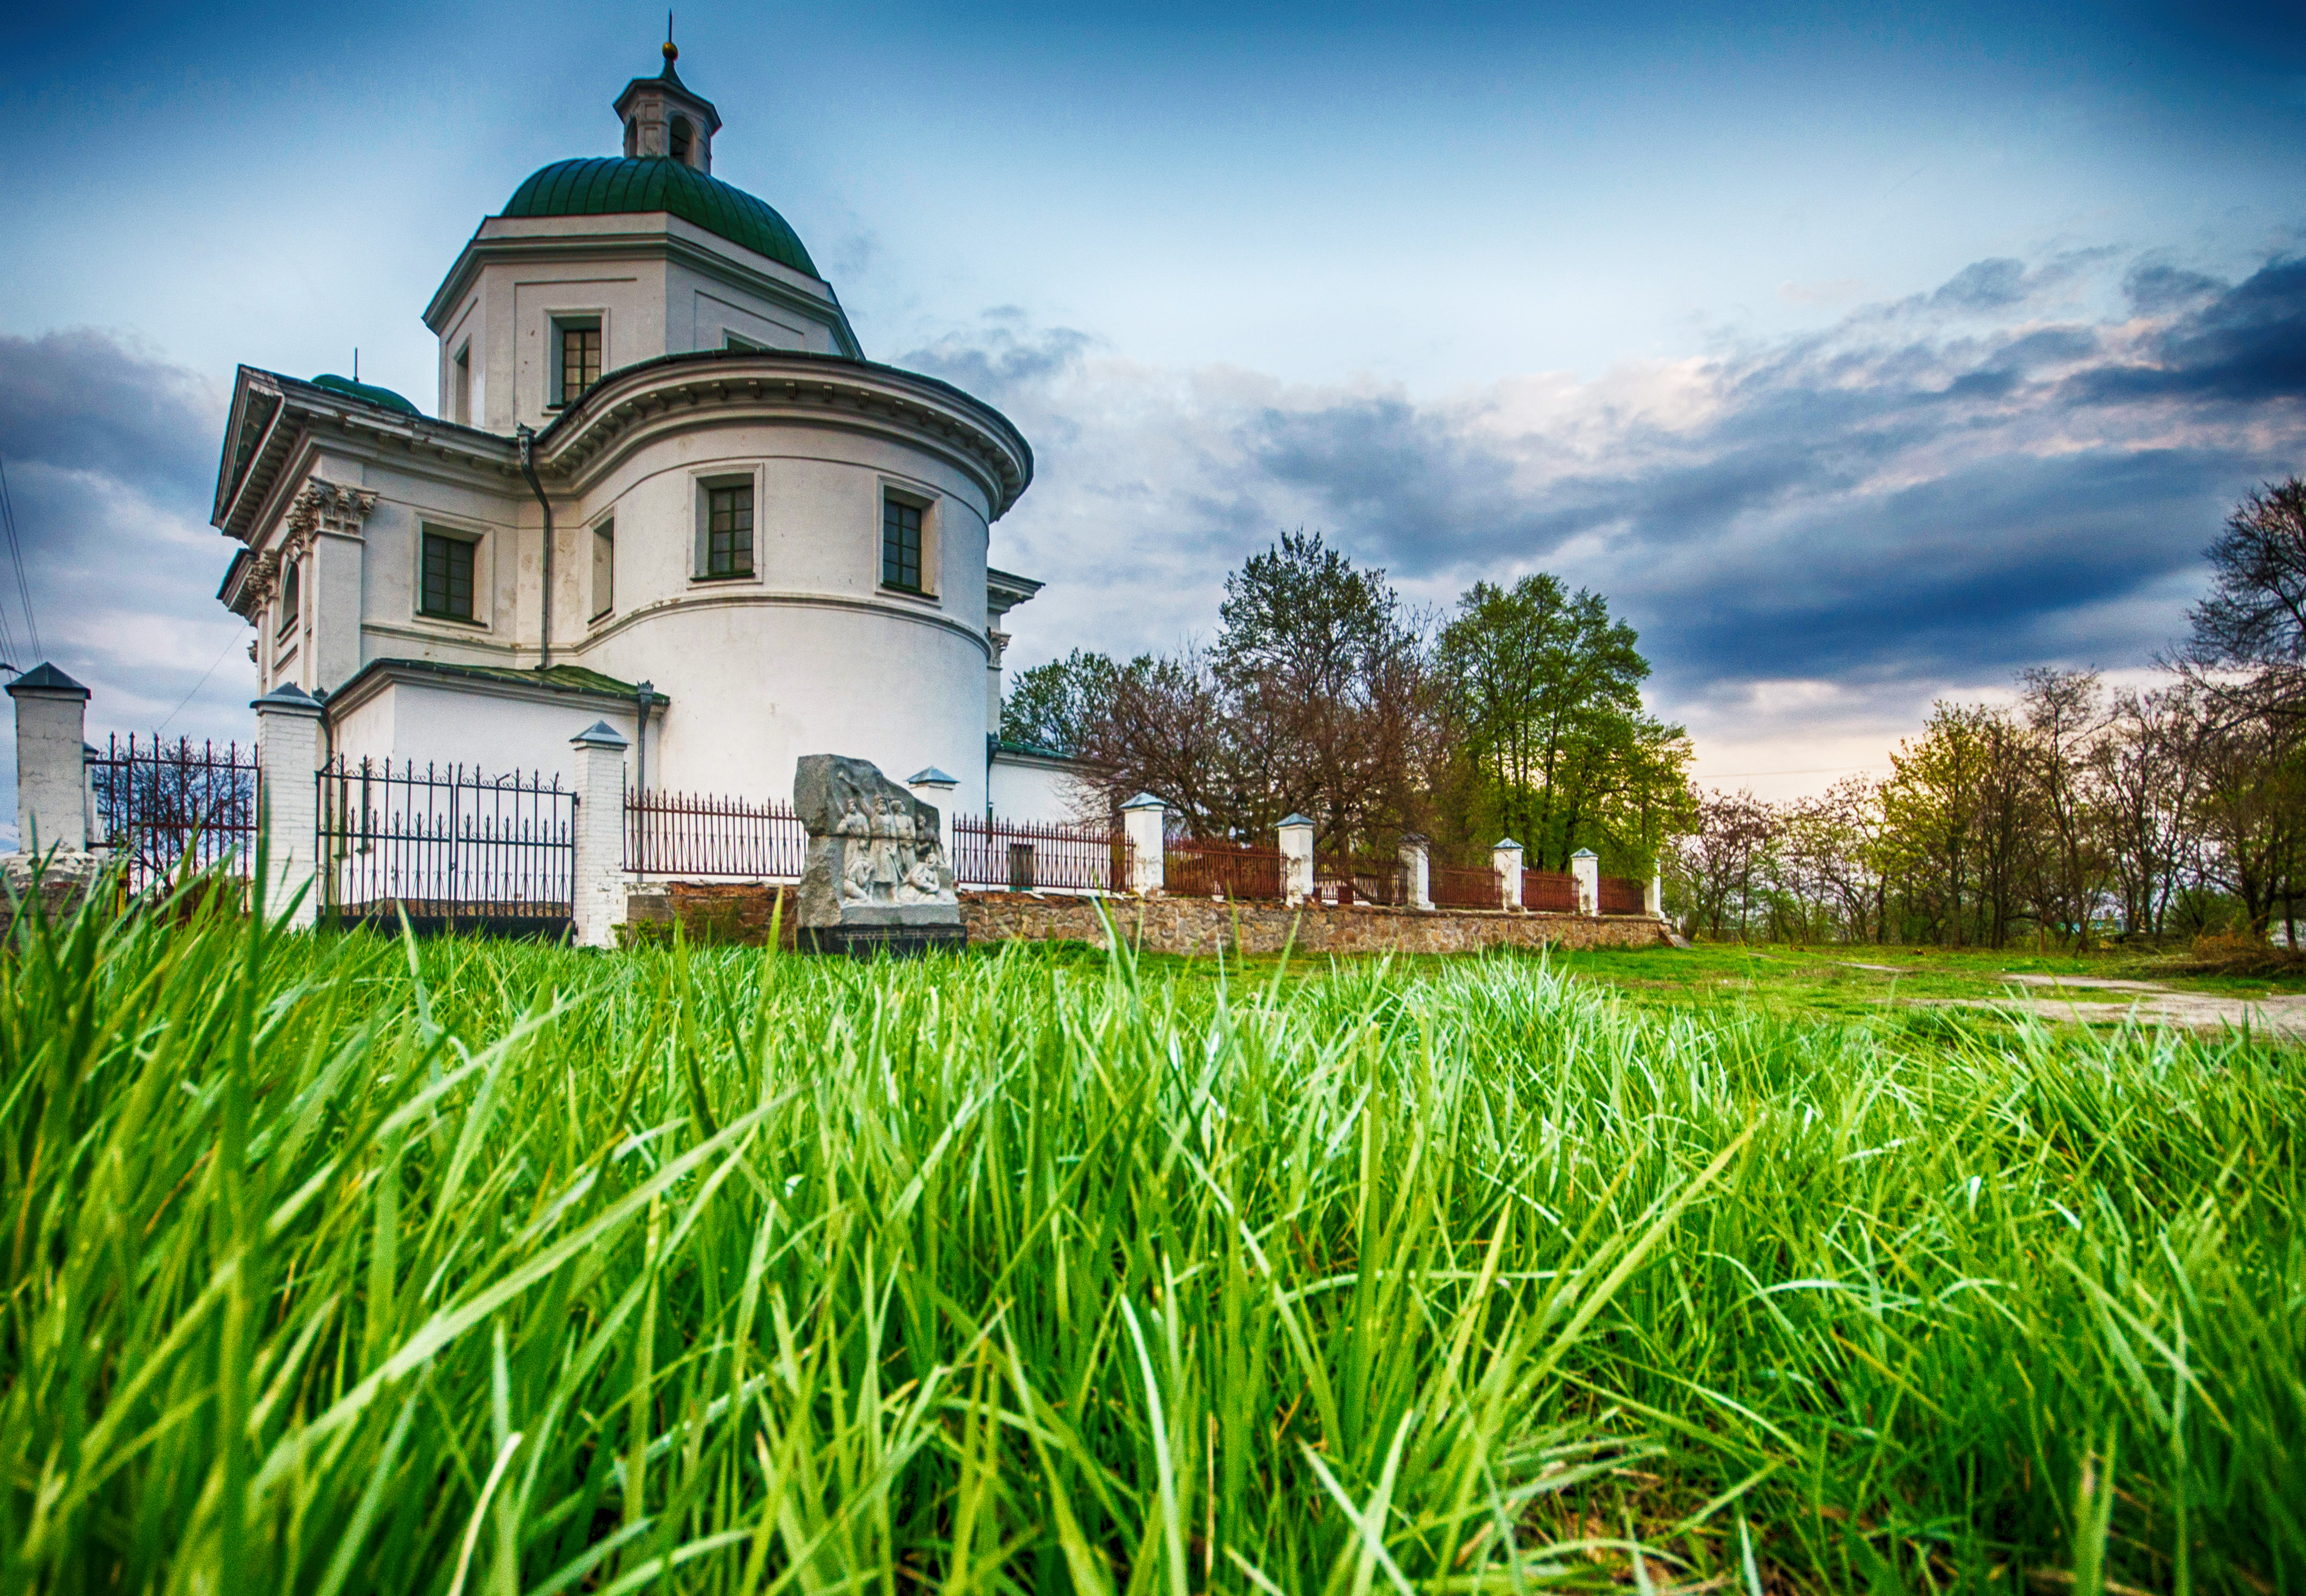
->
[154,629,247,735]
[0,455,41,661]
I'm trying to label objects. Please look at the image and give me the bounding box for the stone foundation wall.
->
[964,892,1673,956]
[622,880,1674,956]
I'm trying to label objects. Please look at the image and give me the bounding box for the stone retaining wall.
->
[623,881,1674,955]
[964,892,1673,956]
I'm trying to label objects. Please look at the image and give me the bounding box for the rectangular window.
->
[723,331,767,352]
[591,521,615,620]
[451,343,471,425]
[705,484,753,578]
[554,319,601,406]
[421,531,476,621]
[882,495,923,592]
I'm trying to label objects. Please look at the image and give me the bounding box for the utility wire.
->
[154,629,246,735]
[0,455,42,660]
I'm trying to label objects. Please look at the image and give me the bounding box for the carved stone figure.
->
[793,754,962,956]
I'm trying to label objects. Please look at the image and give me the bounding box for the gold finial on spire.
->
[663,10,677,63]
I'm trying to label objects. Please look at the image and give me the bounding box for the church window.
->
[421,531,476,621]
[451,342,471,425]
[705,484,753,578]
[592,521,615,620]
[670,116,692,164]
[552,317,601,407]
[278,560,300,637]
[624,117,638,158]
[881,495,924,593]
[723,331,767,352]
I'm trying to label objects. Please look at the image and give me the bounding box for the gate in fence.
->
[88,735,260,896]
[316,758,575,934]
[953,815,1128,893]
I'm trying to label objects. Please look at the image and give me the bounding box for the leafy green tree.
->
[1001,649,1120,755]
[1435,574,1689,871]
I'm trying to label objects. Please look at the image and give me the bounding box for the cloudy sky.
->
[2,0,2302,798]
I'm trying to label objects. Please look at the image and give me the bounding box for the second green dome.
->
[502,158,820,281]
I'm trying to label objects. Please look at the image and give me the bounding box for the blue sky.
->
[2,0,2302,795]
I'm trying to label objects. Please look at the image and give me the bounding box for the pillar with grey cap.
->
[1278,813,1315,904]
[8,664,91,854]
[1571,847,1600,917]
[1121,792,1165,895]
[1492,838,1524,910]
[906,766,958,865]
[571,721,630,948]
[253,683,325,927]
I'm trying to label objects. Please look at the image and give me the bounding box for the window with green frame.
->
[705,484,753,578]
[420,531,476,621]
[556,320,601,406]
[881,496,923,592]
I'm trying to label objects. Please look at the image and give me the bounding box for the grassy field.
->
[2,892,2300,1595]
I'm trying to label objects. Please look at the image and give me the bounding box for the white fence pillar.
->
[1121,792,1165,895]
[1399,833,1433,911]
[253,683,324,928]
[1278,813,1315,904]
[571,721,630,949]
[1571,847,1600,917]
[1492,837,1524,910]
[907,766,958,862]
[1645,864,1663,918]
[8,663,91,854]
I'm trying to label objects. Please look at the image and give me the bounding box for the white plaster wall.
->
[329,681,643,786]
[988,754,1086,826]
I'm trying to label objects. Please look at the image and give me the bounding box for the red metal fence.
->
[1166,837,1285,900]
[1431,863,1504,910]
[954,815,1128,893]
[626,789,806,879]
[1522,869,1576,913]
[1599,874,1647,915]
[89,734,260,894]
[1314,855,1404,906]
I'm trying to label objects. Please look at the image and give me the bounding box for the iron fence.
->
[87,734,260,895]
[1599,874,1647,915]
[1314,855,1405,906]
[1166,837,1286,901]
[626,789,806,879]
[1522,869,1577,913]
[317,758,574,923]
[1431,863,1504,910]
[954,814,1128,893]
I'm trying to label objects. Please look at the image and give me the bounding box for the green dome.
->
[502,158,820,280]
[311,374,419,414]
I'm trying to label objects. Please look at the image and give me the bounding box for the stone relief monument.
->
[793,754,964,956]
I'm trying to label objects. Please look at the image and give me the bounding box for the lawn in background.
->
[2,890,2298,1594]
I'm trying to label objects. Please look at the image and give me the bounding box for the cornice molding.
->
[537,353,1034,519]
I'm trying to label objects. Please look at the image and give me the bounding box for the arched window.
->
[624,117,638,157]
[670,116,692,164]
[278,560,300,637]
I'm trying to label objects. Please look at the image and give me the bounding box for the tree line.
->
[1676,479,2306,946]
[1002,530,1692,874]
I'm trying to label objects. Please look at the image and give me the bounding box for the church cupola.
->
[615,35,720,173]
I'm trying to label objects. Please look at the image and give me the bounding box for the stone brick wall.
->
[964,892,1672,956]
[622,880,1673,956]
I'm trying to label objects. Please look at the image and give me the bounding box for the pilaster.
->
[1278,814,1315,905]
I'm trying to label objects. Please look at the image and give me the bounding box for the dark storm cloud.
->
[0,328,222,505]
[1181,248,2306,695]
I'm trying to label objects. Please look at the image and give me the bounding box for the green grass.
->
[2,887,2300,1594]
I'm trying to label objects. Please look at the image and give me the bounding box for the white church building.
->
[212,42,1077,821]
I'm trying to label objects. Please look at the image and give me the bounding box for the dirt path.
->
[1935,972,2306,1039]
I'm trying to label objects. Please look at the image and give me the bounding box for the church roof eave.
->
[210,366,516,544]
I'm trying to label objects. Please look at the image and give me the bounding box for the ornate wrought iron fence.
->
[87,734,260,894]
[316,758,574,924]
[1522,869,1577,913]
[953,815,1128,893]
[1431,863,1504,910]
[1166,837,1285,901]
[625,789,806,879]
[1598,874,1647,914]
